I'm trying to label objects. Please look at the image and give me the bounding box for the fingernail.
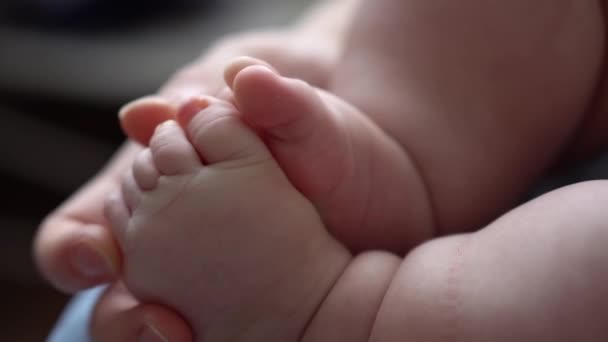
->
[139,323,169,342]
[70,242,114,278]
[118,99,142,119]
[119,96,169,119]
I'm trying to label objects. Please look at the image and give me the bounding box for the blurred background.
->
[0,0,310,340]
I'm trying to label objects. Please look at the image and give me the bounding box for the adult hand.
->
[91,282,192,342]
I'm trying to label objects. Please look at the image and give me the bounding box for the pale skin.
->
[124,0,608,255]
[113,0,608,338]
[39,0,605,340]
[324,0,606,251]
[36,0,355,292]
[107,87,608,341]
[35,1,357,340]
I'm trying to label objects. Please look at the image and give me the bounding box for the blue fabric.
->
[47,286,105,342]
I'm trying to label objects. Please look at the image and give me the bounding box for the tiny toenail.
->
[138,323,169,342]
[177,97,210,125]
[70,242,114,279]
[156,120,177,132]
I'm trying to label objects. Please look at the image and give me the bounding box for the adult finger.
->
[34,143,139,293]
[92,282,193,342]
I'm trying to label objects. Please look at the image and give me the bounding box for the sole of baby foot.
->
[107,98,351,342]
[222,57,435,253]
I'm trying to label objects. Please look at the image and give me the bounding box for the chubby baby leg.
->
[107,101,608,341]
[305,181,608,341]
[334,0,606,235]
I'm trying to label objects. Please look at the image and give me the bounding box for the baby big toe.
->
[229,60,351,200]
[228,60,327,141]
[149,120,202,175]
[183,98,273,165]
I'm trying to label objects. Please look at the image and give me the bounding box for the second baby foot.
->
[220,58,435,252]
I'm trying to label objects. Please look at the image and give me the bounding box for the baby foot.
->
[105,97,350,341]
[221,57,436,252]
[120,57,436,252]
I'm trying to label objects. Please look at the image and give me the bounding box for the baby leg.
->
[333,0,606,234]
[304,181,608,341]
[374,181,608,341]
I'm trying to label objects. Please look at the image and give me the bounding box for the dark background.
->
[0,0,309,340]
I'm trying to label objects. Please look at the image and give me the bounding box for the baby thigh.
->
[337,0,606,233]
[371,181,608,342]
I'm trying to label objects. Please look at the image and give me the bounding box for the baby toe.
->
[120,169,141,213]
[231,63,328,140]
[132,148,160,191]
[224,56,278,89]
[149,120,202,175]
[103,190,130,244]
[184,98,273,165]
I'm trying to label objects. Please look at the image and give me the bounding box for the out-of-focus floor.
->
[0,0,310,340]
